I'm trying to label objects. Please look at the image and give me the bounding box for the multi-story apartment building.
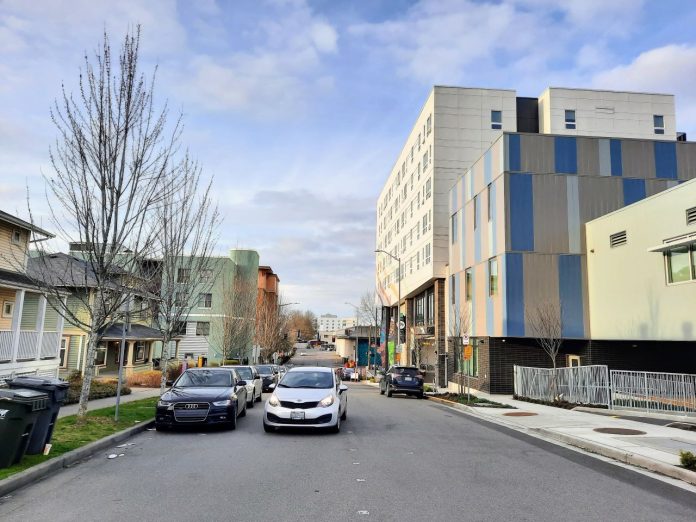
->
[446,87,695,392]
[0,211,66,381]
[376,87,517,377]
[318,314,356,332]
[254,265,280,363]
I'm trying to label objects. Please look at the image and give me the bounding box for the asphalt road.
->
[2,347,696,521]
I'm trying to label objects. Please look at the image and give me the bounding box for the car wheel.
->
[330,415,341,433]
[239,401,247,418]
[379,384,385,395]
[263,421,274,433]
[247,393,255,408]
[417,393,424,399]
[256,391,262,402]
[155,423,167,432]
[340,406,347,421]
[386,384,393,397]
[228,410,237,430]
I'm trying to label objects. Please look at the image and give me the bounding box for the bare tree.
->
[26,28,179,418]
[287,310,317,342]
[150,156,220,393]
[256,296,291,363]
[448,304,471,396]
[526,301,563,398]
[211,268,257,363]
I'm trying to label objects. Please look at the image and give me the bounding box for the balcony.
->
[0,330,61,362]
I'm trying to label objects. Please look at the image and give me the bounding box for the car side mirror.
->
[269,383,276,390]
[237,380,247,387]
[339,384,348,393]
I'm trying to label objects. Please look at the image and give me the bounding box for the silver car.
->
[223,365,263,407]
[263,366,348,433]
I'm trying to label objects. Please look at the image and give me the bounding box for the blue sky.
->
[2,0,696,317]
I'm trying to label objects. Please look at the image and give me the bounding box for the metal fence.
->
[610,370,696,417]
[514,365,610,407]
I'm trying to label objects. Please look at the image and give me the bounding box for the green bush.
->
[166,361,183,383]
[680,450,696,471]
[63,378,131,405]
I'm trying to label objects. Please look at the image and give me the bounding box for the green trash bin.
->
[9,377,70,455]
[0,388,48,468]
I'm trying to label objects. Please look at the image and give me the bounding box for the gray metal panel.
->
[577,137,599,176]
[566,176,581,253]
[578,176,623,249]
[676,141,696,181]
[598,139,611,176]
[621,140,654,179]
[520,134,554,174]
[532,174,569,254]
[644,178,672,197]
[522,253,559,325]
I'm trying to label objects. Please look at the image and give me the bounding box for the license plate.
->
[405,376,413,381]
[291,411,305,420]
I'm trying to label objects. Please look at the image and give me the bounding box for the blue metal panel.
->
[509,174,534,251]
[508,134,521,172]
[623,178,646,206]
[654,141,677,179]
[484,149,492,185]
[558,255,584,338]
[358,339,369,366]
[554,136,577,175]
[505,253,524,337]
[610,139,623,176]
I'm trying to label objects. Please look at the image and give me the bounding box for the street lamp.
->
[278,302,299,307]
[375,249,402,365]
[344,302,360,376]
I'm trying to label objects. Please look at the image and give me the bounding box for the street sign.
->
[398,320,406,329]
[462,335,469,345]
[463,345,473,360]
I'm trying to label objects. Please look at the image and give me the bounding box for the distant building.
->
[318,314,356,332]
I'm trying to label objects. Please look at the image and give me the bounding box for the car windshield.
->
[235,367,253,380]
[393,368,420,377]
[257,365,273,374]
[175,370,232,387]
[278,371,333,389]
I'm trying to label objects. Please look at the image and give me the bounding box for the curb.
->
[424,396,696,487]
[0,419,155,498]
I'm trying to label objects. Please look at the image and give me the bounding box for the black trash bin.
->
[0,388,48,468]
[8,377,70,455]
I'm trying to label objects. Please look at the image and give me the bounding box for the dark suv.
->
[380,366,424,399]
[257,364,279,392]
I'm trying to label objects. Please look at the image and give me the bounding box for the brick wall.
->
[434,279,446,386]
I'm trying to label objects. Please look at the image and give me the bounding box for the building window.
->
[487,184,492,222]
[654,114,665,135]
[426,289,434,325]
[95,344,107,366]
[198,293,212,308]
[415,294,425,325]
[425,178,431,199]
[450,275,455,305]
[423,214,427,235]
[200,268,213,281]
[491,110,502,130]
[426,114,432,135]
[488,258,498,296]
[451,213,457,244]
[196,322,210,336]
[463,342,479,377]
[666,246,694,284]
[177,268,191,283]
[465,268,472,301]
[59,337,69,368]
[425,243,431,264]
[2,300,14,318]
[11,229,22,245]
[565,110,576,130]
[473,195,478,230]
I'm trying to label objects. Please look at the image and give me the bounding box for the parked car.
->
[278,366,288,378]
[264,366,348,433]
[223,365,263,407]
[257,364,279,392]
[380,365,424,399]
[155,368,248,431]
[340,367,355,381]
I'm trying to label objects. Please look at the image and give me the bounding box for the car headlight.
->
[268,394,280,407]
[212,399,233,406]
[157,400,172,408]
[319,395,334,407]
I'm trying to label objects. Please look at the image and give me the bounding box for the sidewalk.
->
[360,381,696,485]
[58,387,161,418]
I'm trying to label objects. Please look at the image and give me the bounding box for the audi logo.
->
[184,404,198,409]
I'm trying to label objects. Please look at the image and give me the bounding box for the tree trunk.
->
[159,334,171,394]
[77,333,99,418]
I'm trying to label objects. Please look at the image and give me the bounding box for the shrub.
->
[63,377,131,405]
[166,361,183,383]
[680,451,696,471]
[127,370,162,388]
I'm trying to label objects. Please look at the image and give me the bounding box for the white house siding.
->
[175,320,211,360]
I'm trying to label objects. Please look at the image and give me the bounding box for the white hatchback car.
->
[263,366,348,433]
[223,365,263,407]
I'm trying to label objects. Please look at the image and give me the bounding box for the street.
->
[1,349,696,521]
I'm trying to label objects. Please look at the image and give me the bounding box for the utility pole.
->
[115,296,130,422]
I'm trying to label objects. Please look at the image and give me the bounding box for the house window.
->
[134,341,147,363]
[465,268,472,301]
[451,213,457,244]
[59,337,69,368]
[654,114,665,135]
[200,268,213,281]
[666,246,694,284]
[2,301,14,318]
[488,258,498,296]
[565,110,576,129]
[94,344,107,366]
[177,268,191,283]
[491,110,502,130]
[11,229,22,245]
[174,292,185,307]
[196,322,210,336]
[198,293,212,308]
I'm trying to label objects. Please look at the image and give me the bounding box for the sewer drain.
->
[503,412,538,417]
[594,427,646,435]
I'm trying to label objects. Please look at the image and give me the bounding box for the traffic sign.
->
[462,335,469,345]
[463,345,473,360]
[398,320,406,329]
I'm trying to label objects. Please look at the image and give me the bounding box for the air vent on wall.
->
[687,207,696,226]
[610,231,627,248]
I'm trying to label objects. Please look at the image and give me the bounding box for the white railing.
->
[610,370,696,417]
[514,365,610,407]
[16,331,40,360]
[41,332,61,358]
[0,331,12,361]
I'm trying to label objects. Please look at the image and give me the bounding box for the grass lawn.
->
[0,397,158,481]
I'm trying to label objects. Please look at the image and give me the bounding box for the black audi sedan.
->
[257,364,279,392]
[379,365,424,399]
[155,368,248,431]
